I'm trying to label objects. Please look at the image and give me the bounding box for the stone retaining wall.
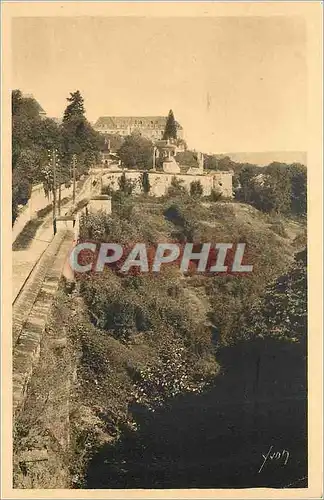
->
[102,170,233,198]
[12,230,67,345]
[13,229,75,416]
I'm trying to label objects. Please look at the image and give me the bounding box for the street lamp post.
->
[72,154,76,205]
[152,146,157,171]
[57,153,61,215]
[52,149,57,221]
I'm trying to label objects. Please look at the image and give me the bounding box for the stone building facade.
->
[94,116,184,141]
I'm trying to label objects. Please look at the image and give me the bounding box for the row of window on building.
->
[100,120,161,130]
[98,126,164,136]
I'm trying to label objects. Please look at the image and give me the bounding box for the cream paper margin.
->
[1,2,322,499]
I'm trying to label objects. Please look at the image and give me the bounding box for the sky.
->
[12,16,307,156]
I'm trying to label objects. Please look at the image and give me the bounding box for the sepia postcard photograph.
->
[1,1,323,499]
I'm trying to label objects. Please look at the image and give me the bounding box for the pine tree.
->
[163,109,177,140]
[62,91,101,174]
[63,90,85,122]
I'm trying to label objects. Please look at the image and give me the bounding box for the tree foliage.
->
[175,150,198,168]
[118,133,153,169]
[63,90,85,122]
[72,195,306,485]
[102,133,124,153]
[61,90,102,175]
[288,163,307,216]
[165,177,188,198]
[141,171,151,194]
[190,180,203,198]
[163,109,177,140]
[234,161,307,216]
[12,90,62,223]
[243,249,307,343]
[118,172,136,196]
[204,155,235,171]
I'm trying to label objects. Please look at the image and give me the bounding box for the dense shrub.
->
[242,249,307,343]
[165,177,188,198]
[209,188,222,202]
[190,180,203,198]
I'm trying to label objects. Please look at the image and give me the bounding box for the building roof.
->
[94,116,183,130]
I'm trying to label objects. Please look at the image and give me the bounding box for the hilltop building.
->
[99,137,233,198]
[94,115,233,198]
[94,116,184,141]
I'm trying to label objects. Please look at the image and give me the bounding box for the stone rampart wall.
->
[102,170,233,198]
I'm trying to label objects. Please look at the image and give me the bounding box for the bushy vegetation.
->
[209,188,222,202]
[165,176,188,198]
[204,154,235,171]
[77,192,305,356]
[242,249,307,343]
[234,162,307,217]
[190,180,203,198]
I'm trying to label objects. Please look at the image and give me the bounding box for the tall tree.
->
[62,90,101,176]
[237,165,258,203]
[163,109,177,140]
[261,162,292,214]
[141,171,151,194]
[288,163,307,216]
[62,90,85,122]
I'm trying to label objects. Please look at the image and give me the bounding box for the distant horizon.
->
[222,150,307,166]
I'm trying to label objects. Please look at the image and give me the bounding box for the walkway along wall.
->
[12,183,74,244]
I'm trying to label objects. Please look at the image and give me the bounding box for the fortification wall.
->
[102,170,233,198]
